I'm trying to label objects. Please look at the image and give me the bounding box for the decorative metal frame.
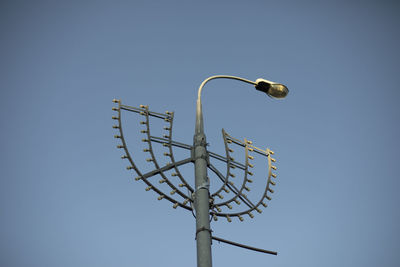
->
[112,99,278,223]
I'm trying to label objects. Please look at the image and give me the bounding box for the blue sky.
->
[1,1,399,267]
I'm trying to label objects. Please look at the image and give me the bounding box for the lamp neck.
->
[194,75,256,137]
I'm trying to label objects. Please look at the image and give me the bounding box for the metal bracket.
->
[195,177,210,192]
[195,226,213,240]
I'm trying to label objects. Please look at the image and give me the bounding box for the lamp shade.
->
[255,78,289,99]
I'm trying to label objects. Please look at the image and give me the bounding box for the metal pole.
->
[194,96,212,267]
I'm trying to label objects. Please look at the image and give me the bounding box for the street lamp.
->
[255,78,289,99]
[112,74,288,267]
[194,75,288,267]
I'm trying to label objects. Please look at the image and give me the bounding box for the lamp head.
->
[255,78,289,99]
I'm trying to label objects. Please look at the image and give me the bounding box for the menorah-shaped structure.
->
[112,75,288,267]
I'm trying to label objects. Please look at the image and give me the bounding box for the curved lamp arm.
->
[195,75,256,135]
[197,75,256,101]
[195,75,288,135]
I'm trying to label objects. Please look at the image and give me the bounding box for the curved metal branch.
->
[139,106,193,203]
[113,100,192,210]
[211,130,253,215]
[162,111,195,193]
[208,130,278,221]
[208,163,254,209]
[211,129,234,199]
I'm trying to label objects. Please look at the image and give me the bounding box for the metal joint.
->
[194,133,207,147]
[195,226,213,240]
[195,179,210,192]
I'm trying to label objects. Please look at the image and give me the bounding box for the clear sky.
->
[1,1,399,267]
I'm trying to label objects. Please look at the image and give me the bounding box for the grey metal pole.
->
[194,96,212,267]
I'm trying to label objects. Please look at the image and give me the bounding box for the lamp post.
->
[113,74,288,267]
[193,75,288,267]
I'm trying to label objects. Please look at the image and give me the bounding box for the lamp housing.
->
[255,78,288,99]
